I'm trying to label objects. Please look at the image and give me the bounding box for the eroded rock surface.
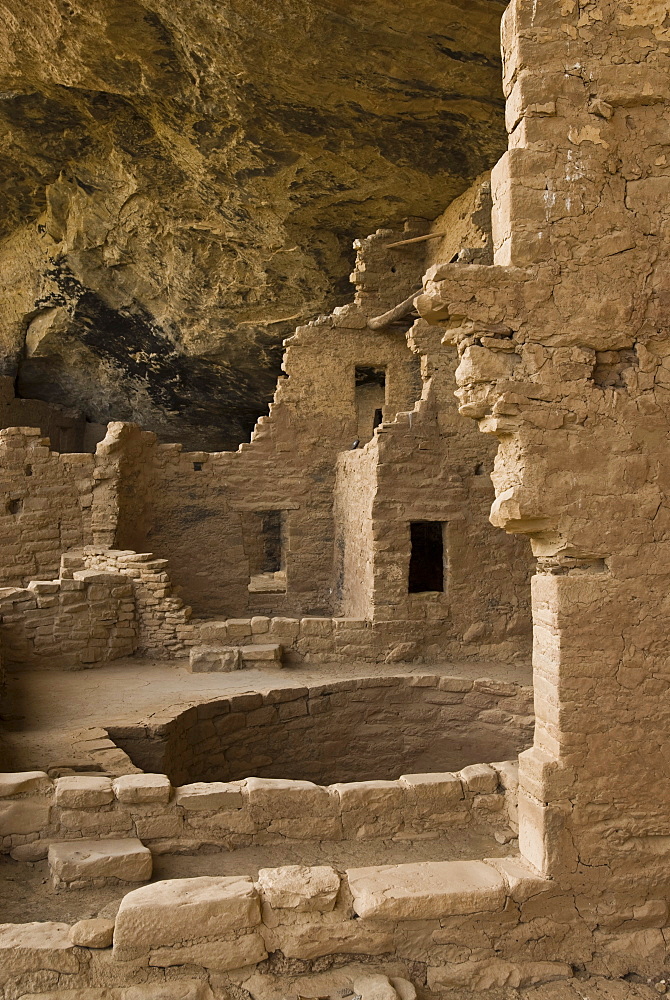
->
[0,0,507,447]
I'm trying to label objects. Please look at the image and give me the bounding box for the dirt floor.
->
[0,656,532,774]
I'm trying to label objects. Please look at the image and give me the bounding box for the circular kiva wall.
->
[110,675,534,786]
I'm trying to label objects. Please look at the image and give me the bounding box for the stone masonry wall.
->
[151,675,534,786]
[417,0,670,891]
[0,571,136,668]
[0,758,519,860]
[0,427,94,586]
[63,548,195,656]
[105,325,422,620]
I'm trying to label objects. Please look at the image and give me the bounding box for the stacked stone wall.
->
[0,572,136,668]
[0,427,94,586]
[156,675,533,787]
[0,758,518,859]
[62,548,195,656]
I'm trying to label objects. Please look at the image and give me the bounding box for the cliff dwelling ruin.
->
[1,2,670,1000]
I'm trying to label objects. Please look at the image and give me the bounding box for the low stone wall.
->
[0,760,518,859]
[3,852,670,990]
[62,548,195,655]
[198,614,528,664]
[0,571,137,668]
[151,675,533,786]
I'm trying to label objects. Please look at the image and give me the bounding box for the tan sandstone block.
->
[176,782,243,810]
[0,921,79,976]
[113,774,172,804]
[399,772,464,804]
[347,860,506,920]
[245,777,339,838]
[55,776,114,808]
[189,645,240,673]
[240,643,282,666]
[352,974,399,1000]
[0,799,51,835]
[149,931,267,971]
[0,771,51,797]
[113,876,261,962]
[69,918,115,948]
[331,780,405,811]
[458,763,498,795]
[48,838,152,887]
[258,865,340,911]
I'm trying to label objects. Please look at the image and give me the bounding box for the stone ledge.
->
[48,838,152,888]
[347,859,507,920]
[113,875,263,965]
[0,921,79,977]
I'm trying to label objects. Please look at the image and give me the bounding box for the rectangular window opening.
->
[408,521,445,593]
[355,366,386,445]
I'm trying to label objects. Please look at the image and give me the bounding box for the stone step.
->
[188,643,283,672]
[48,837,152,890]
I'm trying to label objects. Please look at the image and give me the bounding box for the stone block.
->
[269,617,300,639]
[347,860,506,920]
[250,615,270,633]
[48,838,152,887]
[459,763,499,795]
[69,917,115,948]
[225,618,252,639]
[0,921,79,976]
[189,645,240,672]
[300,617,333,637]
[0,770,51,797]
[331,779,405,811]
[176,781,243,810]
[199,621,229,642]
[245,777,340,838]
[113,875,264,969]
[240,643,282,667]
[272,916,394,960]
[113,773,172,804]
[484,855,551,903]
[55,775,114,808]
[0,798,51,835]
[10,841,49,862]
[399,772,464,810]
[258,864,340,911]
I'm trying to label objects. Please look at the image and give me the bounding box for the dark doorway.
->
[408,521,445,593]
[261,510,283,573]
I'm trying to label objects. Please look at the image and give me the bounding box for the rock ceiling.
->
[0,0,507,448]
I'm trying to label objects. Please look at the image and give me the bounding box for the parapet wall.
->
[0,760,518,860]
